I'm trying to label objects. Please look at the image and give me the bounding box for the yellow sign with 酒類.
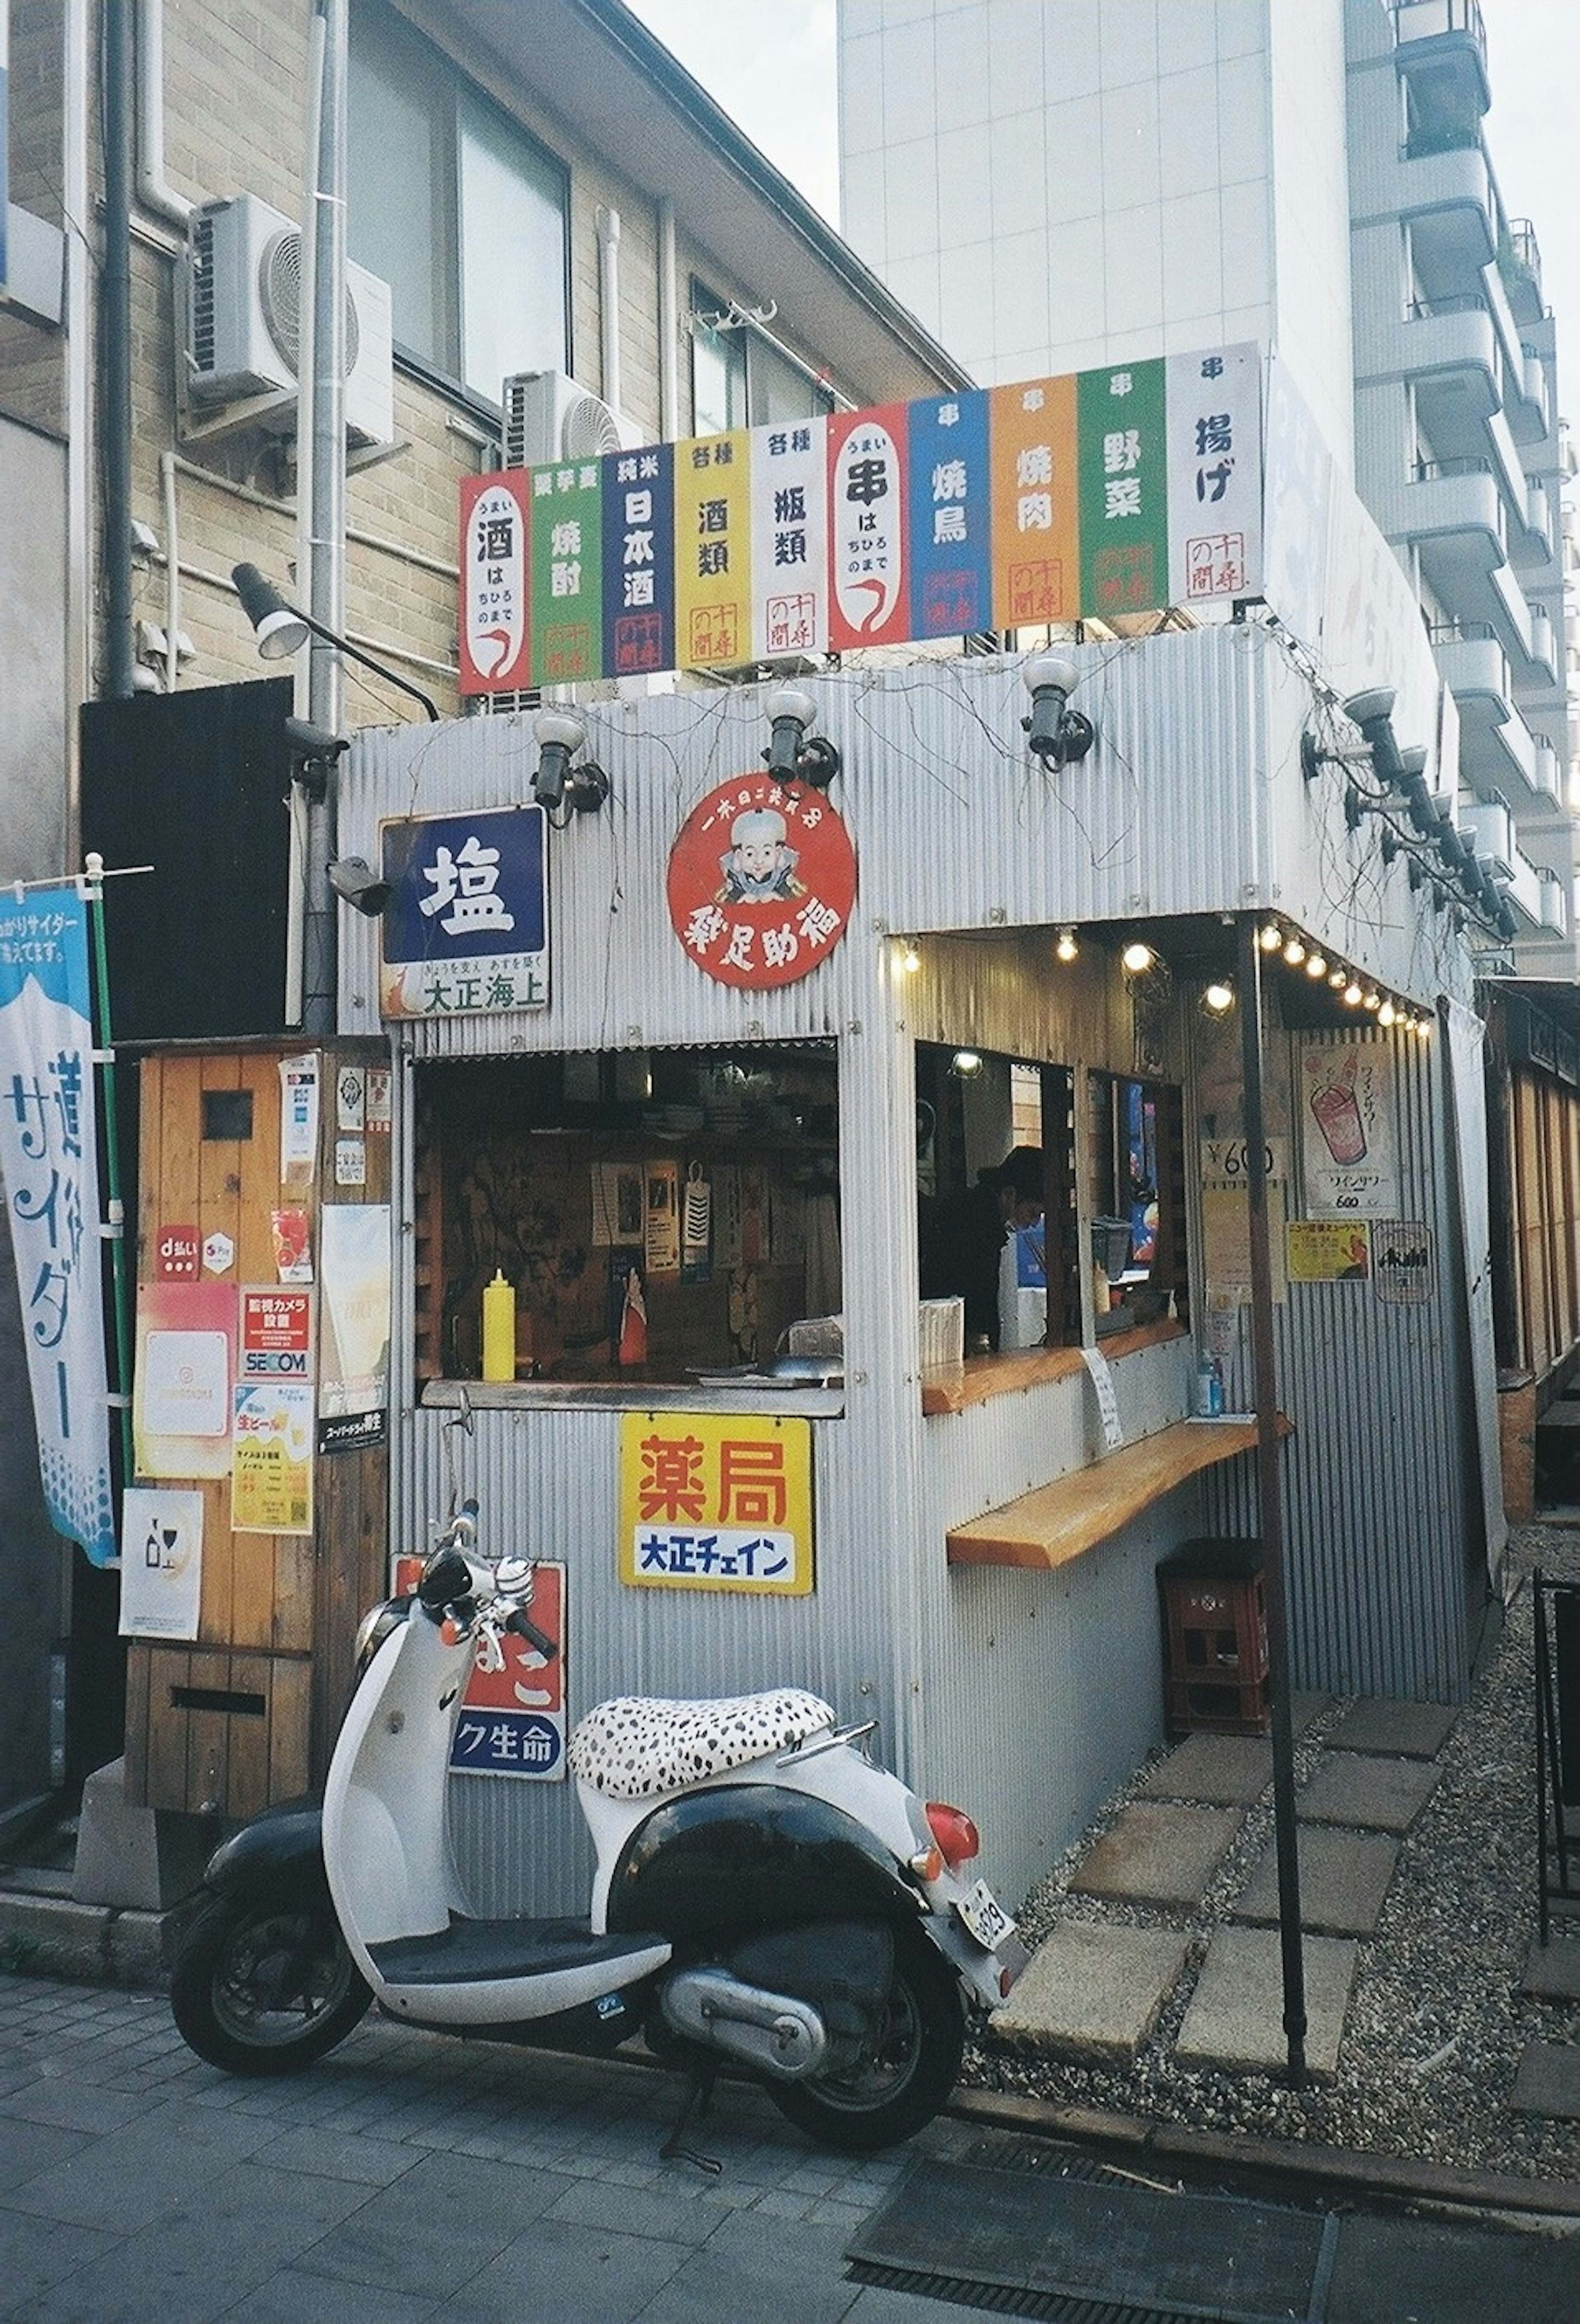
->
[618,1410,813,1593]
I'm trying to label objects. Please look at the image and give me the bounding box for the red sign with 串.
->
[667,774,857,991]
[156,1225,200,1280]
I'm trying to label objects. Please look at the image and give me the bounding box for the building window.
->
[690,279,834,435]
[349,1,569,403]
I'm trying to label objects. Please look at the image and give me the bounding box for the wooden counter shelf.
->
[922,1320,1186,1416]
[945,1413,1293,1571]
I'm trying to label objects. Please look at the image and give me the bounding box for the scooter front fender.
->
[201,1799,331,1912]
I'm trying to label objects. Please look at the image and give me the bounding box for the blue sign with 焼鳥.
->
[908,388,993,641]
[378,805,548,1019]
[0,879,115,1564]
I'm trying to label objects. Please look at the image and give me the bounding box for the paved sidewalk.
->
[0,1971,948,2323]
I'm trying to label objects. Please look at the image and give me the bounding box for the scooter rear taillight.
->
[925,1801,980,1870]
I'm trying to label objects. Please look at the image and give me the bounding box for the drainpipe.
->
[63,0,91,859]
[658,199,678,440]
[596,205,622,416]
[102,0,136,701]
[133,0,192,229]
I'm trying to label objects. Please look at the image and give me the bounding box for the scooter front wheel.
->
[769,1926,965,2153]
[170,1897,372,2077]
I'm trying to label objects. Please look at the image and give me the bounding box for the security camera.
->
[284,717,349,801]
[327,857,393,916]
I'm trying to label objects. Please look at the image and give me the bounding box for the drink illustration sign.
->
[1299,1043,1397,1218]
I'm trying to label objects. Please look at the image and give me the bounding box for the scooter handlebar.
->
[504,1607,558,1662]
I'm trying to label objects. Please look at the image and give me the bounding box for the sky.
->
[625,0,1578,378]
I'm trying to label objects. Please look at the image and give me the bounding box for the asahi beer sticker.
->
[666,773,857,991]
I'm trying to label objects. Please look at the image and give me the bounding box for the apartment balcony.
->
[1391,1,1491,124]
[1531,733,1564,805]
[1503,218,1547,330]
[1537,868,1569,938]
[1512,478,1556,571]
[1378,457,1502,596]
[1392,138,1496,286]
[1458,794,1513,876]
[1526,602,1559,685]
[1509,348,1553,446]
[1394,296,1497,420]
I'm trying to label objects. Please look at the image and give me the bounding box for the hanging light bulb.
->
[1055,926,1078,963]
[1202,980,1236,1016]
[1121,941,1155,975]
[1378,1001,1396,1027]
[1343,982,1364,1007]
[1306,952,1328,979]
[1416,1016,1433,1040]
[1328,967,1348,989]
[899,940,922,975]
[1258,923,1283,952]
[1363,990,1382,1012]
[1283,935,1306,967]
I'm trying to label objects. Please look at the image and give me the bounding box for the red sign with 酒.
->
[665,774,857,991]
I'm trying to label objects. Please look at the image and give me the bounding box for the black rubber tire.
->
[170,1896,372,2077]
[768,1927,966,2153]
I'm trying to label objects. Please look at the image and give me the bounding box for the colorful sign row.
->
[459,344,1264,692]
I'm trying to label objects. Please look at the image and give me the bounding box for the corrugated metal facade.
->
[339,629,1487,1913]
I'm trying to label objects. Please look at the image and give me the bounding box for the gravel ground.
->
[961,1521,1580,2184]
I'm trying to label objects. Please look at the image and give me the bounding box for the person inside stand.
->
[919,1145,1045,1355]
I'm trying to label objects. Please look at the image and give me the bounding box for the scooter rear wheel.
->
[768,1927,965,2153]
[171,1897,371,2077]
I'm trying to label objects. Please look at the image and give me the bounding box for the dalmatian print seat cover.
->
[568,1687,836,1799]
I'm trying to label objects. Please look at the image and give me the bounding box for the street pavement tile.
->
[2,2094,281,2231]
[1231,1825,1400,1935]
[546,2173,738,2246]
[603,2209,860,2324]
[0,2114,90,2194]
[1522,1934,1580,2000]
[1174,1927,1358,2080]
[1296,1752,1441,1834]
[1136,1732,1272,1805]
[221,2267,441,2324]
[993,1920,1189,2060]
[1068,1802,1243,1908]
[434,2212,692,2324]
[250,2124,427,2186]
[0,2075,150,2134]
[289,2147,564,2298]
[1324,2212,1580,2324]
[0,2207,121,2318]
[1509,2040,1580,2121]
[1325,1697,1457,1760]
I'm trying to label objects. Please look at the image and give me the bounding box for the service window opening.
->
[412,1044,840,1386]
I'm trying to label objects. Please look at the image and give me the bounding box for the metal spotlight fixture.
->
[327,856,393,917]
[763,686,841,790]
[283,716,349,802]
[1342,686,1405,788]
[1021,654,1096,767]
[531,708,609,816]
[232,562,440,720]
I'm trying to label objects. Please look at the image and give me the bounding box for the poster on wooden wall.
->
[118,1487,204,1641]
[133,1279,237,1480]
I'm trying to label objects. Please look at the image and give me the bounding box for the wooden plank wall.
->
[1511,1066,1580,1390]
[126,1044,389,1818]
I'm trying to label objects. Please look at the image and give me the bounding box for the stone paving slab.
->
[1524,1935,1580,2001]
[1231,1825,1399,1936]
[1509,2040,1580,2122]
[1174,1927,1358,2081]
[1325,1697,1457,1760]
[1297,1752,1441,1834]
[1067,1803,1243,1910]
[1291,1691,1334,1739]
[1136,1733,1271,1805]
[993,1921,1190,2062]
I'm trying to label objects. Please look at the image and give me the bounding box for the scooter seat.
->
[568,1687,836,1799]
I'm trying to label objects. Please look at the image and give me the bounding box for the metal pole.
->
[84,862,134,1482]
[1237,913,1307,2085]
[101,0,136,701]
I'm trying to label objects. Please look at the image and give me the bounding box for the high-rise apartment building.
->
[838,0,1576,972]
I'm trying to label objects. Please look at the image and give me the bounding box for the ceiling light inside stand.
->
[1021,654,1096,767]
[1120,941,1156,976]
[1201,980,1236,1016]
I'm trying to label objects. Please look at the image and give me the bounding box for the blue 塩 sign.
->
[378,805,548,1020]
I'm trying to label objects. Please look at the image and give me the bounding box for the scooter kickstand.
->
[660,2059,723,2175]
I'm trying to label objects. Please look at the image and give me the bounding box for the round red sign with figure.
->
[666,774,857,990]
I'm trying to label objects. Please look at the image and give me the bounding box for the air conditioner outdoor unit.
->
[502,369,636,468]
[186,193,395,451]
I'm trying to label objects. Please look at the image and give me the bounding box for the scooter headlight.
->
[353,1596,411,1680]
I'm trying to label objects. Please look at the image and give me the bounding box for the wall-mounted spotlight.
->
[1055,926,1079,963]
[283,716,349,803]
[327,856,393,917]
[1341,687,1405,787]
[949,1049,983,1078]
[763,686,841,790]
[532,708,610,816]
[1021,655,1096,767]
[232,562,440,720]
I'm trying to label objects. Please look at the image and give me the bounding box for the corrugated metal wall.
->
[339,628,1485,1916]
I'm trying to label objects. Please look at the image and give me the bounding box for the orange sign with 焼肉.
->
[988,374,1080,629]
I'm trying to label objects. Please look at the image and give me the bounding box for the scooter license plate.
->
[954,1878,1016,1953]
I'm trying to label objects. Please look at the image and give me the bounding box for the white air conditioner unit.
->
[186,193,395,451]
[1458,796,1514,881]
[502,369,637,468]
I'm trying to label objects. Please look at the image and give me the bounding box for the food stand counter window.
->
[412,1044,840,1393]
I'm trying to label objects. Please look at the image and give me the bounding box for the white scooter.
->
[171,1499,1025,2154]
